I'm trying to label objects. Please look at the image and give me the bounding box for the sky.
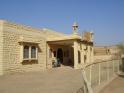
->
[0,0,124,45]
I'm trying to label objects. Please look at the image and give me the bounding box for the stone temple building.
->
[0,20,94,75]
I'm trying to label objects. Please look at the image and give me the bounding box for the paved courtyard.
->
[0,67,83,93]
[100,73,124,93]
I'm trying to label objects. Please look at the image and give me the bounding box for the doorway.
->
[57,48,63,64]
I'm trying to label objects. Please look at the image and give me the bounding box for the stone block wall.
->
[94,55,112,62]
[1,21,49,74]
[0,20,4,75]
[42,28,66,39]
[76,42,94,69]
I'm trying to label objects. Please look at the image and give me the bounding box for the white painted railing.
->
[77,59,122,93]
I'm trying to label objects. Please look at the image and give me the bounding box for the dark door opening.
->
[57,48,63,64]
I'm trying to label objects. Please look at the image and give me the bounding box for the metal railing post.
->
[118,59,120,73]
[98,63,101,85]
[112,60,115,75]
[107,61,109,80]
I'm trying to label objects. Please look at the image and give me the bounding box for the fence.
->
[77,59,122,93]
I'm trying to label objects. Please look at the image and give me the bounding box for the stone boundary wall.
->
[94,55,112,62]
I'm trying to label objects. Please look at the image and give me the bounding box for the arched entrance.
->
[57,48,63,64]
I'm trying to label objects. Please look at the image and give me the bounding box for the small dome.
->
[72,22,78,27]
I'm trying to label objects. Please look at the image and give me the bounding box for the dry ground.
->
[0,67,83,93]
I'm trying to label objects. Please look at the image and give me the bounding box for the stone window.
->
[23,45,38,60]
[31,46,36,58]
[23,46,29,59]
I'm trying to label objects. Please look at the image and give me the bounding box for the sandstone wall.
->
[2,21,48,74]
[0,20,4,75]
[94,55,112,62]
[42,28,66,39]
[77,42,94,69]
[94,46,109,55]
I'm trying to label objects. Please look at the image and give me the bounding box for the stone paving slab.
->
[100,74,124,93]
[0,67,83,93]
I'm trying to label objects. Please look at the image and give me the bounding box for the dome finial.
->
[72,22,78,35]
